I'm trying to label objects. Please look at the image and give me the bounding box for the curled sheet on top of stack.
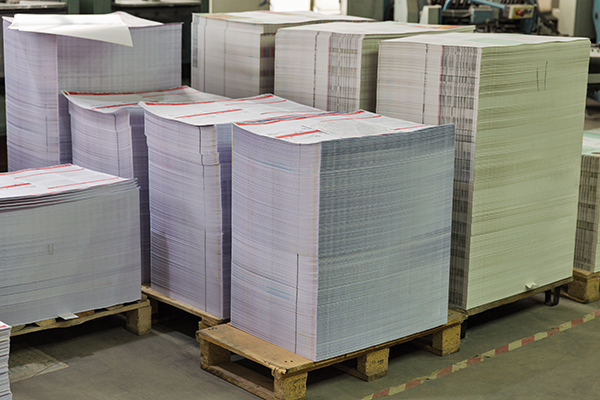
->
[230,111,455,361]
[64,86,226,284]
[0,164,141,326]
[191,10,371,98]
[4,12,182,171]
[376,33,589,310]
[140,95,320,319]
[274,22,474,112]
[0,322,9,400]
[574,130,600,273]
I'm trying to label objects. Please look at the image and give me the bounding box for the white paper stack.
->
[0,164,141,326]
[141,95,320,319]
[64,87,226,284]
[376,33,589,310]
[191,11,371,98]
[574,130,600,273]
[0,322,10,400]
[230,111,455,361]
[4,12,182,171]
[274,22,474,113]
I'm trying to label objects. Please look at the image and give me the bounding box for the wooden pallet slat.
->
[141,284,227,328]
[197,309,465,400]
[10,298,152,337]
[461,277,573,317]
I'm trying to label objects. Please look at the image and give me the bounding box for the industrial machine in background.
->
[393,0,557,34]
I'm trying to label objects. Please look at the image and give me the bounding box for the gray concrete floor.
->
[7,294,600,399]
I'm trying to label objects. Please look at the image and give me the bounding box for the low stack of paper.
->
[274,22,474,112]
[230,111,455,361]
[0,322,9,400]
[141,95,319,319]
[0,164,141,326]
[574,130,600,273]
[4,12,181,171]
[376,33,589,310]
[191,11,371,98]
[64,86,226,284]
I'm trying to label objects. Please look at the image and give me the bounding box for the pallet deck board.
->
[142,284,227,327]
[197,309,464,400]
[462,277,573,316]
[10,298,152,337]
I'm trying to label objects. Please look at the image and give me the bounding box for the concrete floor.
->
[7,294,600,399]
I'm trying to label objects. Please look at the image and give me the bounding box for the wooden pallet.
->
[564,268,600,303]
[196,310,465,400]
[9,297,152,337]
[460,276,573,317]
[141,284,227,329]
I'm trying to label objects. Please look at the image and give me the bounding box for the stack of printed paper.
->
[191,11,371,98]
[0,165,141,326]
[376,33,589,310]
[0,322,9,400]
[574,130,600,273]
[64,86,225,284]
[230,111,455,361]
[274,22,474,112]
[141,95,319,319]
[3,12,181,171]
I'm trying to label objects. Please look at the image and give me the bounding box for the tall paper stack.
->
[4,12,181,171]
[141,95,320,319]
[274,22,474,112]
[0,322,10,400]
[0,164,141,326]
[574,130,600,273]
[230,111,455,361]
[64,86,226,284]
[376,33,589,310]
[191,11,371,98]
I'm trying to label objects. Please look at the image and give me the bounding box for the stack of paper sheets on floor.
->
[274,22,474,112]
[64,86,226,284]
[0,322,10,400]
[3,12,181,171]
[574,130,600,273]
[191,11,371,98]
[0,164,141,326]
[376,33,589,310]
[230,111,455,361]
[141,95,320,319]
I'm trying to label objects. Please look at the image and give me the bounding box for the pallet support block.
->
[200,339,231,367]
[566,268,600,303]
[125,303,152,336]
[356,348,389,382]
[432,323,461,356]
[273,371,307,400]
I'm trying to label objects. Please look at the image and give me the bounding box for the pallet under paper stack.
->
[377,33,589,311]
[0,322,10,400]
